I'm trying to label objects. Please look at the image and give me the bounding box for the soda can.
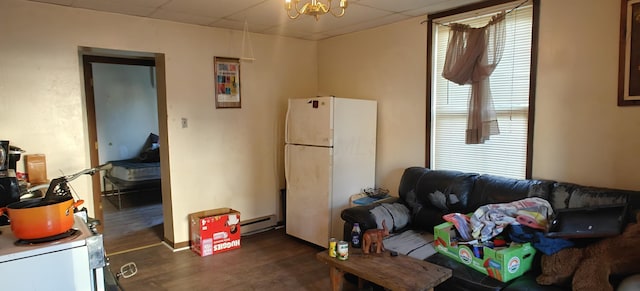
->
[337,241,349,260]
[328,238,337,258]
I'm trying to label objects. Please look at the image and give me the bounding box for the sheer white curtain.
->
[442,13,507,144]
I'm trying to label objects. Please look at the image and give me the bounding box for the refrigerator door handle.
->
[285,100,291,144]
[284,144,290,183]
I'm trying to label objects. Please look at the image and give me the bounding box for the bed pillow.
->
[138,133,160,162]
[140,133,159,152]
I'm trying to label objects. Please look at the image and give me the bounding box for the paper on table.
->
[383,230,437,260]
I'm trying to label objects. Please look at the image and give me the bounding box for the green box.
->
[433,221,536,282]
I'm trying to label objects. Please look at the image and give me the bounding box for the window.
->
[428,1,537,179]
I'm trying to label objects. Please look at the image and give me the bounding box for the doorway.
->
[82,52,168,254]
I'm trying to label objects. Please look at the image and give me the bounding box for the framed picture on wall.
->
[619,0,640,106]
[214,57,241,108]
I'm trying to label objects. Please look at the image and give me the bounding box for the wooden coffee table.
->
[316,249,451,291]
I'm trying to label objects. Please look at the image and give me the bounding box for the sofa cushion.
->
[550,182,629,210]
[403,189,423,218]
[549,183,639,234]
[398,167,431,199]
[467,174,555,212]
[427,190,461,211]
[412,205,448,233]
[414,169,478,212]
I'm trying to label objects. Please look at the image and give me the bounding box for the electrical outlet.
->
[181,118,188,128]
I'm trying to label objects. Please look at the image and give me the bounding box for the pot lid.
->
[8,195,73,209]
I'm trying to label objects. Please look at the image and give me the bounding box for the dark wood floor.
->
[102,190,164,255]
[107,227,364,291]
[102,192,362,290]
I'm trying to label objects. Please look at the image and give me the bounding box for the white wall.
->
[318,0,640,193]
[318,17,428,192]
[533,0,640,190]
[0,0,317,244]
[93,63,159,162]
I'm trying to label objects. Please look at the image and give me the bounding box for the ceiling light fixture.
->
[284,0,348,21]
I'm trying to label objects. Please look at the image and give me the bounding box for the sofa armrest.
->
[340,197,399,240]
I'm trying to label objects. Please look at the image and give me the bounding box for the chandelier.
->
[284,0,348,21]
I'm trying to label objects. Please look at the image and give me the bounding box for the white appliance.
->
[0,214,107,291]
[285,96,377,247]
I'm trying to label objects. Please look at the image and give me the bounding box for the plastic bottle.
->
[351,223,362,248]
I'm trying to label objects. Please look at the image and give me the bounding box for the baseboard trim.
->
[241,214,278,236]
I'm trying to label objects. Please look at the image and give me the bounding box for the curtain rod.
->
[420,0,529,25]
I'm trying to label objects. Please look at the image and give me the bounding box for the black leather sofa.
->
[341,167,640,290]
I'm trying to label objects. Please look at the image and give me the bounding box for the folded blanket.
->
[369,203,411,232]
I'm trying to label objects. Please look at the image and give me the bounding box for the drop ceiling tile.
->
[160,0,265,18]
[73,0,159,17]
[150,9,219,26]
[403,7,430,17]
[29,0,74,5]
[224,0,302,29]
[209,18,274,33]
[356,0,440,13]
[107,0,168,8]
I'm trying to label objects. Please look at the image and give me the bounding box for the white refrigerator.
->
[284,96,377,247]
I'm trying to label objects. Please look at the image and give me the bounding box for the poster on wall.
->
[215,57,241,108]
[619,0,640,106]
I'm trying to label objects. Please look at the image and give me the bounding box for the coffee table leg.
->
[329,266,344,291]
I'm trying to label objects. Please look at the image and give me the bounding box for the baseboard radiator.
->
[240,214,278,236]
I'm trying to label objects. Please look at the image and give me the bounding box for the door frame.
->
[81,54,160,233]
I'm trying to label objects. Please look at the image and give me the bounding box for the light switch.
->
[181,118,188,128]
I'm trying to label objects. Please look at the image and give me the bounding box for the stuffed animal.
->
[362,220,389,254]
[536,212,640,291]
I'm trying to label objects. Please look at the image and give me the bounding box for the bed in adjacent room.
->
[102,133,161,209]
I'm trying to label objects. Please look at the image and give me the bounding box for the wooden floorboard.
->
[102,190,164,255]
[107,228,363,291]
[101,191,364,290]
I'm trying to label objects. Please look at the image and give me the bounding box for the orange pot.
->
[2,196,84,240]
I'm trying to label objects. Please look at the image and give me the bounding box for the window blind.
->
[431,4,533,179]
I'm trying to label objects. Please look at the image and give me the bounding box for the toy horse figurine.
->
[362,220,390,254]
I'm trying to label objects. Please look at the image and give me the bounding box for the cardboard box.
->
[189,208,241,257]
[433,221,535,282]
